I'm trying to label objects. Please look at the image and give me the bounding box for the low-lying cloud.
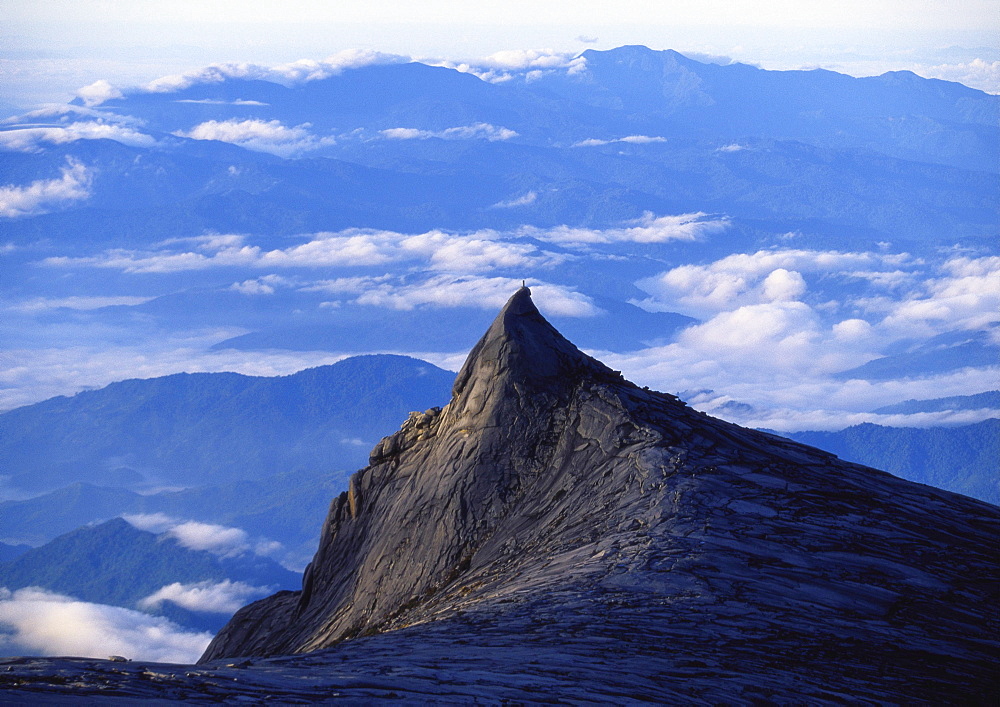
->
[522,212,728,246]
[165,521,250,558]
[636,248,915,318]
[573,135,667,147]
[175,119,334,156]
[380,123,518,141]
[75,80,124,107]
[42,227,568,274]
[121,514,286,564]
[138,580,271,614]
[329,274,600,317]
[0,586,211,663]
[0,123,157,152]
[142,50,408,95]
[0,158,91,217]
[431,50,587,83]
[8,296,155,313]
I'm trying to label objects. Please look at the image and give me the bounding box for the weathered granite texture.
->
[3,288,998,702]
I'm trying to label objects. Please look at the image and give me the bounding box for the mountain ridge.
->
[197,288,999,703]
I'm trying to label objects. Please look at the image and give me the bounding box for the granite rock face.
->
[188,287,1000,699]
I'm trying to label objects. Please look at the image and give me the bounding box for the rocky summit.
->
[4,287,999,702]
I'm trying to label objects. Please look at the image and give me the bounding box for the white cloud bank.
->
[380,123,518,142]
[142,50,408,95]
[0,587,211,664]
[42,227,569,274]
[915,58,1000,94]
[139,580,271,614]
[430,49,586,84]
[39,214,727,274]
[0,159,91,217]
[122,514,255,559]
[595,248,1000,430]
[573,135,668,147]
[636,248,916,318]
[0,123,157,152]
[8,296,155,313]
[315,274,599,317]
[175,119,334,156]
[75,80,124,107]
[523,212,728,246]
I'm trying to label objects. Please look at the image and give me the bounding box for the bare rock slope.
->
[192,287,1000,700]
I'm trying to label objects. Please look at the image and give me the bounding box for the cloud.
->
[429,50,586,83]
[523,212,728,246]
[8,296,155,313]
[585,247,999,432]
[879,255,1000,337]
[123,514,269,561]
[915,58,1000,94]
[174,119,334,156]
[636,248,913,318]
[573,135,667,147]
[121,513,178,534]
[0,586,211,663]
[598,336,1000,433]
[43,227,565,274]
[306,274,598,317]
[0,122,158,152]
[229,274,292,295]
[142,50,408,93]
[175,99,268,106]
[3,104,141,126]
[379,122,518,141]
[75,79,123,107]
[0,158,91,217]
[396,231,551,271]
[138,580,271,614]
[165,521,250,558]
[492,191,537,208]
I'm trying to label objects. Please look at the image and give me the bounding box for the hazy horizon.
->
[2,0,998,107]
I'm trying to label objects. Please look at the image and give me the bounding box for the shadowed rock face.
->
[195,287,1000,700]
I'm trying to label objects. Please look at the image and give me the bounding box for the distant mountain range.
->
[0,354,454,494]
[0,518,299,633]
[785,418,999,505]
[872,390,1000,414]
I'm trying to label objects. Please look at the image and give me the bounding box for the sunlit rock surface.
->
[4,287,998,702]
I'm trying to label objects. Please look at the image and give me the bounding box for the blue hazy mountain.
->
[210,297,695,354]
[0,355,454,494]
[0,518,299,632]
[529,47,998,171]
[834,328,999,381]
[4,45,996,252]
[784,419,1000,505]
[88,46,998,172]
[0,542,30,563]
[872,390,1000,414]
[0,469,347,565]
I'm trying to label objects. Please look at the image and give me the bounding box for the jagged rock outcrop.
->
[193,287,999,700]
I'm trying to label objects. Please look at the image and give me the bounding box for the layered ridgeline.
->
[198,288,999,701]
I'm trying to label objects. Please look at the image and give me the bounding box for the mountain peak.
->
[450,286,623,407]
[201,294,1000,701]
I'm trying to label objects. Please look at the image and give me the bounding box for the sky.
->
[2,0,998,106]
